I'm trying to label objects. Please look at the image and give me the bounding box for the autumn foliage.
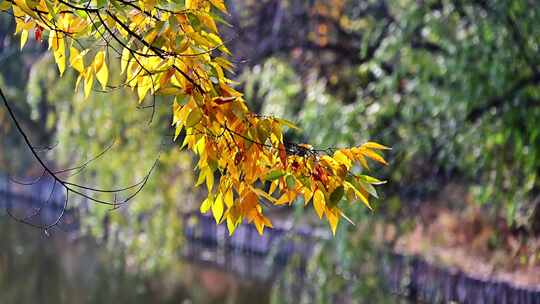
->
[3,0,388,235]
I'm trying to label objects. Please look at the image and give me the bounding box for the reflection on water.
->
[0,199,399,304]
[0,218,272,304]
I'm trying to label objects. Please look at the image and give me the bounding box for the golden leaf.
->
[52,34,66,75]
[96,60,109,90]
[69,46,85,73]
[362,142,391,150]
[224,188,234,208]
[313,189,326,219]
[360,148,388,165]
[84,69,94,98]
[20,29,28,49]
[326,207,340,236]
[200,197,212,213]
[212,193,224,223]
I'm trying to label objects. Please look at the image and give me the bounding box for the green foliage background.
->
[1,1,540,300]
[237,0,540,230]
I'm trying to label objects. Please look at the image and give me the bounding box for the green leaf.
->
[358,180,378,199]
[358,175,387,185]
[96,0,108,8]
[264,170,286,181]
[298,176,312,188]
[329,186,344,207]
[286,175,296,189]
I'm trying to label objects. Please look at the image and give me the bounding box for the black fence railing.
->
[382,252,540,304]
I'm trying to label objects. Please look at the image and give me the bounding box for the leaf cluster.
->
[4,0,388,235]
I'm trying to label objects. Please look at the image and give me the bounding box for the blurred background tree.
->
[228,0,540,232]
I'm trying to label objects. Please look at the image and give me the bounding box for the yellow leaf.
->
[268,180,278,195]
[158,87,184,96]
[253,214,272,235]
[251,187,277,203]
[254,218,264,235]
[215,57,234,73]
[262,215,273,228]
[209,0,228,14]
[120,47,130,74]
[12,0,38,19]
[137,76,152,102]
[194,136,205,155]
[75,74,83,92]
[224,188,234,207]
[362,142,391,150]
[302,187,313,205]
[358,155,370,170]
[355,188,372,210]
[200,15,218,34]
[96,60,109,90]
[360,148,388,165]
[200,197,212,213]
[20,29,28,50]
[93,50,105,72]
[94,51,109,90]
[275,193,289,205]
[53,35,66,76]
[326,207,340,235]
[226,214,238,235]
[143,29,158,44]
[186,108,203,128]
[84,69,94,98]
[195,166,206,186]
[180,133,190,149]
[69,46,85,73]
[205,167,214,192]
[320,155,339,169]
[212,193,224,223]
[334,150,352,169]
[313,189,325,219]
[142,0,157,11]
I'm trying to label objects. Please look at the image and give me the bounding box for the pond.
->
[0,198,401,304]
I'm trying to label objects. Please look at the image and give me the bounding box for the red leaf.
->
[34,26,43,42]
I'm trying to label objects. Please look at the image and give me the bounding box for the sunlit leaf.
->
[212,193,224,223]
[20,29,28,49]
[362,142,391,150]
[96,60,109,90]
[313,189,325,219]
[326,207,340,236]
[200,197,213,213]
[224,188,234,207]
